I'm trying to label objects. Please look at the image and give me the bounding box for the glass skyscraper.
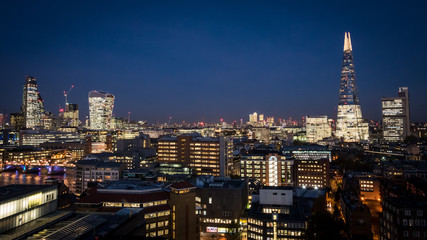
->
[22,76,44,128]
[88,90,115,130]
[382,87,410,142]
[335,32,369,142]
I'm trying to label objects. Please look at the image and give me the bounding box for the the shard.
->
[335,32,369,142]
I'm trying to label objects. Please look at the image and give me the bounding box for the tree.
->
[306,210,345,240]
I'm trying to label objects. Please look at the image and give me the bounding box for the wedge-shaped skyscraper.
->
[335,32,369,142]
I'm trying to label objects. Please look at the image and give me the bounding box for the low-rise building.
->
[195,176,248,239]
[74,160,125,195]
[0,184,57,233]
[247,187,326,240]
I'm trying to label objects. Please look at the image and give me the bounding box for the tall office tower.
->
[22,76,45,128]
[249,112,258,124]
[382,87,410,142]
[335,32,369,142]
[88,90,115,130]
[63,103,79,127]
[305,115,332,143]
[259,114,264,122]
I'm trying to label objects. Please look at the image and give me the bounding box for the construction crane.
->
[63,85,74,110]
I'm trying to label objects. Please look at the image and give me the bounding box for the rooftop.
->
[169,181,196,190]
[0,184,56,202]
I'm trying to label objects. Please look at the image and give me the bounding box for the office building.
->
[10,112,25,129]
[259,114,264,123]
[335,32,369,142]
[1,146,61,166]
[283,145,331,188]
[88,90,115,130]
[19,129,81,146]
[382,87,411,142]
[305,115,332,143]
[249,112,258,125]
[62,103,79,127]
[74,160,125,195]
[115,148,156,170]
[380,196,427,240]
[22,76,45,129]
[353,173,381,201]
[169,181,198,240]
[247,187,326,240]
[240,152,294,187]
[76,181,171,238]
[0,184,57,233]
[294,158,329,188]
[282,145,331,161]
[157,134,233,177]
[196,176,248,238]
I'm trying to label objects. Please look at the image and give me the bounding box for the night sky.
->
[1,1,427,123]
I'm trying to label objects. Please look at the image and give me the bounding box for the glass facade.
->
[382,87,410,142]
[22,76,44,128]
[305,115,332,143]
[336,32,369,142]
[0,185,57,233]
[88,90,115,130]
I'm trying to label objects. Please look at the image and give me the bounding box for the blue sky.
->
[1,1,426,123]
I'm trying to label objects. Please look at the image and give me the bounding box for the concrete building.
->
[380,196,427,240]
[195,176,248,239]
[240,152,294,187]
[247,187,326,240]
[74,160,125,195]
[294,158,330,188]
[340,189,373,239]
[157,134,233,177]
[76,181,171,238]
[382,87,411,142]
[169,181,198,240]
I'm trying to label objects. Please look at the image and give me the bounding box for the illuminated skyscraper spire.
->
[339,32,358,105]
[344,32,352,51]
[335,32,369,142]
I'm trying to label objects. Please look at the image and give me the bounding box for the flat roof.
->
[0,184,56,202]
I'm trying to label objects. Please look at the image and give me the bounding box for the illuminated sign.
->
[207,227,218,233]
[218,228,227,233]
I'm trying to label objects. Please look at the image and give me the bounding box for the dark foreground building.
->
[247,187,326,240]
[380,196,427,240]
[0,184,57,233]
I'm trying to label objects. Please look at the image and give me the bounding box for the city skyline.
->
[1,1,427,123]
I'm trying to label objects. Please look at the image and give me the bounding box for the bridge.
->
[1,165,67,175]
